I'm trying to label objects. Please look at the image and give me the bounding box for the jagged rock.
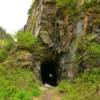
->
[39,31,52,44]
[25,0,100,81]
[5,50,35,69]
[16,50,34,68]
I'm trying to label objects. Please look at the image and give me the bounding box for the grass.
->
[58,68,100,100]
[0,64,41,100]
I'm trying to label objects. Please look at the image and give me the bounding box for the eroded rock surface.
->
[25,0,100,80]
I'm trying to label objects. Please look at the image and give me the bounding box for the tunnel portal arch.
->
[40,59,59,86]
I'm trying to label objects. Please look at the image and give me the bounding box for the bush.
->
[77,34,100,68]
[56,0,77,7]
[0,64,41,100]
[16,32,38,48]
[4,34,15,51]
[0,34,14,62]
[56,0,100,7]
[0,49,8,62]
[16,31,45,59]
[58,68,100,100]
[88,42,100,55]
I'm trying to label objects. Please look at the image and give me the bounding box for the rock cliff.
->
[25,0,100,82]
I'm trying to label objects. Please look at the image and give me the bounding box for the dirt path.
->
[33,87,65,100]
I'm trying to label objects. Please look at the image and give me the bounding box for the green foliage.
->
[58,68,100,100]
[79,68,100,83]
[58,33,100,99]
[87,42,100,55]
[0,64,41,100]
[56,0,100,9]
[16,31,45,59]
[0,40,7,48]
[0,31,42,98]
[0,39,14,49]
[16,31,38,48]
[78,34,100,66]
[0,33,14,62]
[28,0,35,15]
[0,49,8,62]
[56,0,77,8]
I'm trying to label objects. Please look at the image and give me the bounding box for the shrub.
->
[77,34,100,67]
[58,68,100,100]
[0,34,14,62]
[16,31,45,59]
[16,31,38,48]
[56,0,77,7]
[0,64,41,100]
[0,49,8,62]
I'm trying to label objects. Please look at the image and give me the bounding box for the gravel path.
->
[33,87,65,100]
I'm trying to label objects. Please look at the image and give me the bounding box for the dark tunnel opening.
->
[41,59,58,86]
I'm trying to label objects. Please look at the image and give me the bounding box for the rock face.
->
[16,50,34,68]
[6,50,34,69]
[25,0,100,81]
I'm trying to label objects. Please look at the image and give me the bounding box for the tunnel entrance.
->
[41,59,58,86]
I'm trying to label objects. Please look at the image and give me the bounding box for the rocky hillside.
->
[25,0,100,80]
[0,1,100,99]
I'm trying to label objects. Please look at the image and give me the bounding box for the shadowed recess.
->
[41,59,58,86]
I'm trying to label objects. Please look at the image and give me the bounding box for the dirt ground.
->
[33,87,66,100]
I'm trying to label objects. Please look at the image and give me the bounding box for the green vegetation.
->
[0,27,14,62]
[28,0,35,15]
[58,68,100,100]
[77,34,100,68]
[0,31,43,99]
[15,31,45,59]
[56,0,100,7]
[0,0,100,100]
[56,0,77,7]
[0,49,8,62]
[0,64,41,100]
[57,33,100,100]
[16,31,39,49]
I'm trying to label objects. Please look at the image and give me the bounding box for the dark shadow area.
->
[41,59,58,86]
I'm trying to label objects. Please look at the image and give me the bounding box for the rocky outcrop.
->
[25,0,100,80]
[4,50,35,71]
